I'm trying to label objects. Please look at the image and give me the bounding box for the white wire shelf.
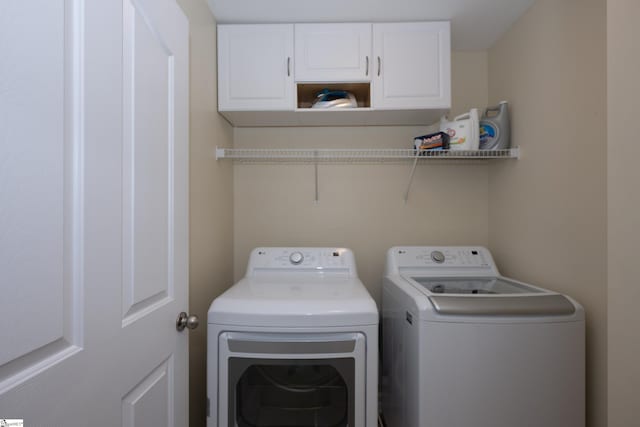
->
[215,147,519,162]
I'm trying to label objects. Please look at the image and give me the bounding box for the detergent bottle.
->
[479,101,510,150]
[439,108,480,150]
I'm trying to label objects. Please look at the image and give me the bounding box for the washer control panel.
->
[248,247,356,275]
[387,246,499,276]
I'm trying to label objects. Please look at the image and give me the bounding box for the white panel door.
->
[217,24,294,111]
[372,22,451,109]
[295,23,372,82]
[0,0,189,425]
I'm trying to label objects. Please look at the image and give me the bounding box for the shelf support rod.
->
[314,150,319,203]
[403,155,420,203]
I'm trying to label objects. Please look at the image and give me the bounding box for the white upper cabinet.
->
[217,24,294,110]
[372,22,451,109]
[295,23,372,82]
[216,22,451,125]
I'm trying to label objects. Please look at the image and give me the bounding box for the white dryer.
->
[381,246,584,427]
[208,247,379,427]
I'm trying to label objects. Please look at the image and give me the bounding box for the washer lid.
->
[208,276,379,327]
[410,277,542,295]
[404,276,576,316]
[428,294,576,316]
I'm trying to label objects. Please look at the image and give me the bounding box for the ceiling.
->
[206,0,535,50]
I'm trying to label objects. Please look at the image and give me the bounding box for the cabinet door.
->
[295,23,372,82]
[218,24,294,110]
[372,22,451,109]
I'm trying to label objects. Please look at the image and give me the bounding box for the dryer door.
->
[217,332,366,427]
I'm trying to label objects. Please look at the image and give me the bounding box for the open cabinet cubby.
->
[296,83,371,109]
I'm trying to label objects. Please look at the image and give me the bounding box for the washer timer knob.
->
[289,251,304,265]
[430,250,445,263]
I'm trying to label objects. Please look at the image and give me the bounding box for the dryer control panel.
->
[246,247,357,276]
[385,246,500,277]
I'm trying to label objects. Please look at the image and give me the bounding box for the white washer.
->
[381,246,585,427]
[208,247,379,427]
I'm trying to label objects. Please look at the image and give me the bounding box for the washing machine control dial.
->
[430,250,445,263]
[289,251,304,265]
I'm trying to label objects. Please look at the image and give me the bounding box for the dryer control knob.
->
[431,250,445,263]
[289,251,304,265]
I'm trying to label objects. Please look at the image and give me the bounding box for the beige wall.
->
[487,0,607,426]
[232,51,490,301]
[177,3,619,424]
[176,1,234,426]
[607,1,640,425]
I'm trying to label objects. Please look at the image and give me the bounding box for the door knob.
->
[176,312,199,331]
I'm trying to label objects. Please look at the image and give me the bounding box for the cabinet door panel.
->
[218,24,294,110]
[295,23,372,82]
[372,22,450,109]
